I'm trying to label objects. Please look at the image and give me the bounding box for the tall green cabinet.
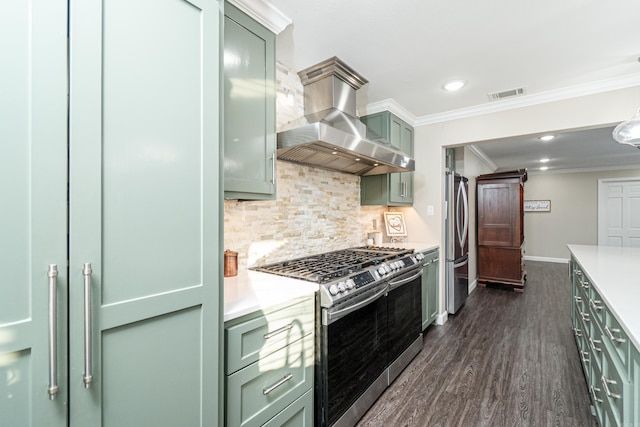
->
[223,2,276,200]
[1,0,223,425]
[360,111,414,206]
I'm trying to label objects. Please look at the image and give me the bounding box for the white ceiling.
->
[266,0,640,172]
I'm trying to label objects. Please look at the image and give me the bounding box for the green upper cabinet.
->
[224,2,276,200]
[360,111,414,206]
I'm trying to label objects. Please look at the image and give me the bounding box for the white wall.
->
[524,168,640,261]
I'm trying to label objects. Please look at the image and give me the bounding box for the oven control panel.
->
[352,271,376,288]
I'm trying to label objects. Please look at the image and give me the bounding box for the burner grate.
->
[252,247,413,283]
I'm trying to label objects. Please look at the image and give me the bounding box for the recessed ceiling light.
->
[539,135,555,141]
[331,151,338,155]
[540,166,549,171]
[355,158,360,161]
[540,158,550,163]
[444,80,466,91]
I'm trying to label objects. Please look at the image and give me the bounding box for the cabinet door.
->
[0,0,68,425]
[224,2,276,200]
[427,256,439,324]
[68,0,221,425]
[477,179,521,247]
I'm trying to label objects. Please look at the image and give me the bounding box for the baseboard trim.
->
[436,311,448,325]
[468,278,478,294]
[523,255,569,264]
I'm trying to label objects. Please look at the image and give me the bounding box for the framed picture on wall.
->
[384,211,408,237]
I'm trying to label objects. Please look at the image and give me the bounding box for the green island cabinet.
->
[1,0,223,425]
[224,2,277,200]
[224,295,315,427]
[570,258,639,426]
[360,111,414,206]
[421,249,440,330]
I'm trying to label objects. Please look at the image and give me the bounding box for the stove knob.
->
[384,264,392,273]
[346,279,355,289]
[328,284,339,296]
[416,253,424,261]
[337,282,346,293]
[377,266,387,276]
[393,261,402,270]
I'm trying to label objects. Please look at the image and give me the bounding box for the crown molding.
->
[527,163,640,176]
[358,98,416,126]
[414,73,640,127]
[467,145,498,171]
[227,0,292,34]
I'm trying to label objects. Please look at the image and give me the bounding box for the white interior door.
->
[598,178,640,247]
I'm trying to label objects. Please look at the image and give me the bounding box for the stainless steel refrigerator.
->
[446,171,469,314]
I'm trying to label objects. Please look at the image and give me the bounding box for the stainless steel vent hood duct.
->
[277,57,415,176]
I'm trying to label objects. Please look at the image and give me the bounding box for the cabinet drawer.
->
[262,389,313,427]
[601,341,632,426]
[589,356,607,423]
[588,316,605,372]
[588,285,605,325]
[603,308,631,372]
[226,333,314,427]
[226,296,315,374]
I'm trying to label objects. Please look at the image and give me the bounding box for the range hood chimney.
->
[277,57,415,176]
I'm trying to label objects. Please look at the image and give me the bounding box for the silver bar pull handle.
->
[83,263,93,388]
[269,154,275,184]
[263,324,293,340]
[263,373,293,395]
[601,376,621,399]
[47,265,59,400]
[604,325,627,344]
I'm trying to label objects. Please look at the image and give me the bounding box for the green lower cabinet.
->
[226,333,314,427]
[224,296,315,427]
[262,389,314,427]
[570,256,637,427]
[421,249,440,330]
[632,346,640,427]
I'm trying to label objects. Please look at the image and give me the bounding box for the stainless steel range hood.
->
[277,57,415,176]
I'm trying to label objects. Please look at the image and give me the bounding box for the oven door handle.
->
[325,286,388,325]
[388,269,423,291]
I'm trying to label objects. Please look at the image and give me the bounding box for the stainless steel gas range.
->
[254,246,425,427]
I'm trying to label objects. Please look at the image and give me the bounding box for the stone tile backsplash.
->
[224,61,387,271]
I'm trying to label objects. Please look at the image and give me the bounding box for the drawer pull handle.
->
[581,351,590,364]
[604,325,627,344]
[589,385,603,403]
[572,327,582,338]
[263,373,293,395]
[589,299,603,311]
[580,311,590,323]
[263,324,293,340]
[589,337,602,353]
[601,376,621,400]
[580,280,590,290]
[574,296,582,303]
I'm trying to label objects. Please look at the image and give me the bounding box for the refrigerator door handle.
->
[453,254,469,268]
[456,181,469,250]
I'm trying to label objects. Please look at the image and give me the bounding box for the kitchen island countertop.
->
[568,244,640,349]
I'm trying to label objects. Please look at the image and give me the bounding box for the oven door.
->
[387,267,423,368]
[318,284,388,426]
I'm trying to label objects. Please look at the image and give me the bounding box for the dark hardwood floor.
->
[356,261,597,427]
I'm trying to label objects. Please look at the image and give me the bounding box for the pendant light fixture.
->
[612,108,640,148]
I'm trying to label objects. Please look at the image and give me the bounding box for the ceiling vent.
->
[487,87,527,101]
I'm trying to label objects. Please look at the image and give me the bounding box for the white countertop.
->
[224,270,318,322]
[389,241,439,253]
[223,242,440,322]
[568,244,640,349]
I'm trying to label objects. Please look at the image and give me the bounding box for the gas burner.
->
[253,247,413,283]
